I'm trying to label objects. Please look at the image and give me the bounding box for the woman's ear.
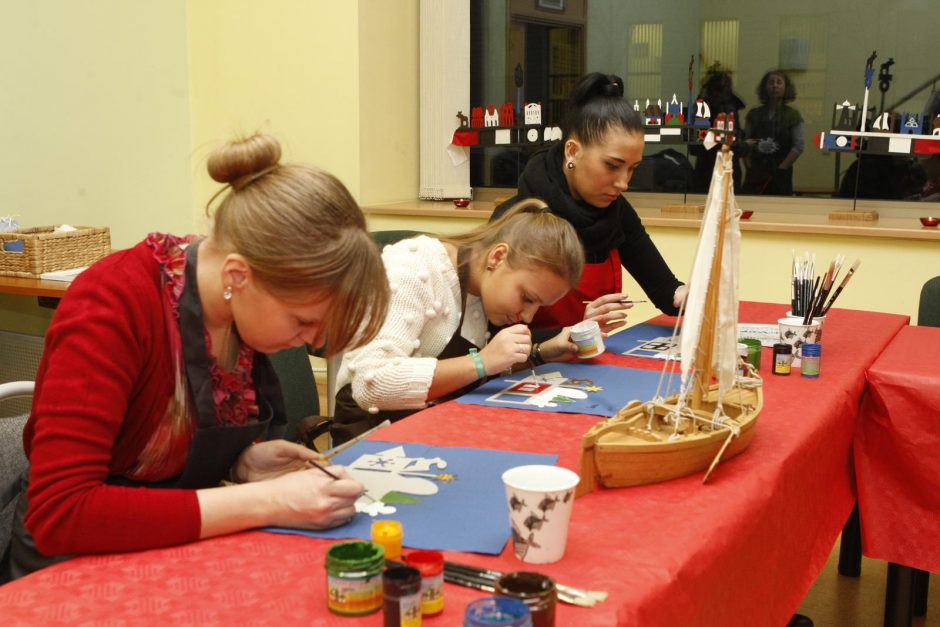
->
[564,139,581,164]
[486,243,510,269]
[221,254,251,292]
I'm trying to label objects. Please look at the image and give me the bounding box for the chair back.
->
[918,276,940,327]
[371,230,424,248]
[1,381,33,578]
[268,347,319,442]
[0,332,43,419]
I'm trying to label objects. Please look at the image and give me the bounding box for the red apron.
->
[532,249,622,329]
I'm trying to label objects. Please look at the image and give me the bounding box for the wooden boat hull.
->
[578,384,762,496]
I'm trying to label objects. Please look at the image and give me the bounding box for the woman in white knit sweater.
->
[331,199,585,443]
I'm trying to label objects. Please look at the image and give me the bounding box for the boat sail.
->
[578,141,762,495]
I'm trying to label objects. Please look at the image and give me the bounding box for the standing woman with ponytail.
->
[2,134,389,581]
[332,199,584,444]
[492,72,688,333]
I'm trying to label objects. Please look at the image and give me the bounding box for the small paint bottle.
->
[569,320,605,358]
[772,343,792,376]
[405,550,445,616]
[800,343,822,378]
[372,520,403,559]
[736,342,748,376]
[325,541,385,616]
[495,571,557,627]
[464,597,533,627]
[383,565,423,627]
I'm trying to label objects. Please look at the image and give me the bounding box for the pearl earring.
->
[223,286,233,301]
[566,161,575,169]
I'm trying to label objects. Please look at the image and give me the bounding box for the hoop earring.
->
[566,161,575,169]
[223,286,233,301]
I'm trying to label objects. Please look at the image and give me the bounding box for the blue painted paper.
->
[265,440,556,555]
[456,361,676,417]
[603,321,678,357]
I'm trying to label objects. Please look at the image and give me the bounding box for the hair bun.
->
[207,133,282,185]
[601,76,624,98]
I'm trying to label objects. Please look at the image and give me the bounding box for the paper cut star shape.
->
[585,385,604,392]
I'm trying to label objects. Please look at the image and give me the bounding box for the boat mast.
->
[691,144,733,410]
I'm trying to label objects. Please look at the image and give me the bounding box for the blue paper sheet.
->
[456,361,676,417]
[265,440,556,555]
[603,321,678,358]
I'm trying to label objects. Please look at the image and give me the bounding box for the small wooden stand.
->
[661,203,705,216]
[828,210,879,222]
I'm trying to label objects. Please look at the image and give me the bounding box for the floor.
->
[311,373,936,626]
[797,539,936,626]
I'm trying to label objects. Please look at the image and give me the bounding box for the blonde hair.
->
[441,199,583,286]
[206,133,389,355]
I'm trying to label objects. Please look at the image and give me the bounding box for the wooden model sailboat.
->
[578,138,762,495]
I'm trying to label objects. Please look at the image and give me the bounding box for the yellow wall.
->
[1,0,194,249]
[2,1,419,335]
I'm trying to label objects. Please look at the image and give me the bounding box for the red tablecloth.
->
[855,325,940,573]
[0,303,908,626]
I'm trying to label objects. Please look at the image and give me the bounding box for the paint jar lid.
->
[570,320,600,341]
[801,343,821,356]
[326,540,385,575]
[464,596,532,627]
[372,520,403,559]
[383,565,421,598]
[773,343,792,354]
[406,550,444,576]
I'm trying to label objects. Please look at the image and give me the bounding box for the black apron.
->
[331,249,486,444]
[2,241,287,580]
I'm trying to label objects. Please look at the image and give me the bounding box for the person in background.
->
[332,199,584,443]
[742,69,804,196]
[491,72,687,335]
[691,65,746,193]
[1,134,389,581]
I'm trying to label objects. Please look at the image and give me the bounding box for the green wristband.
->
[468,348,486,379]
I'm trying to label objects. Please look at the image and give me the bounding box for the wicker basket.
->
[0,226,111,278]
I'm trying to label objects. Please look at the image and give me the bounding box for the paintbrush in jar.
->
[820,258,861,315]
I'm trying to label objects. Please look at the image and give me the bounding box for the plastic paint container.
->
[569,320,605,358]
[383,565,423,627]
[736,342,748,375]
[738,338,762,371]
[405,550,445,616]
[325,541,385,616]
[773,343,793,376]
[495,571,557,627]
[372,520,403,559]
[800,343,821,378]
[464,596,533,627]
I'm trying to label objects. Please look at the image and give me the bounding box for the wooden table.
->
[0,303,908,626]
[0,276,68,309]
[856,325,939,626]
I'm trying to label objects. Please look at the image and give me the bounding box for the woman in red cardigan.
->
[2,134,390,580]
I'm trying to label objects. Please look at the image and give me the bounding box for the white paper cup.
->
[502,465,580,564]
[778,317,821,366]
[786,311,826,342]
[569,320,605,358]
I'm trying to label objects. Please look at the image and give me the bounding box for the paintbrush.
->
[581,299,648,305]
[821,258,861,315]
[802,276,821,325]
[437,561,602,607]
[322,419,392,460]
[305,458,340,480]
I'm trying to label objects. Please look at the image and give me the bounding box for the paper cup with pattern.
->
[778,317,821,367]
[502,465,579,564]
